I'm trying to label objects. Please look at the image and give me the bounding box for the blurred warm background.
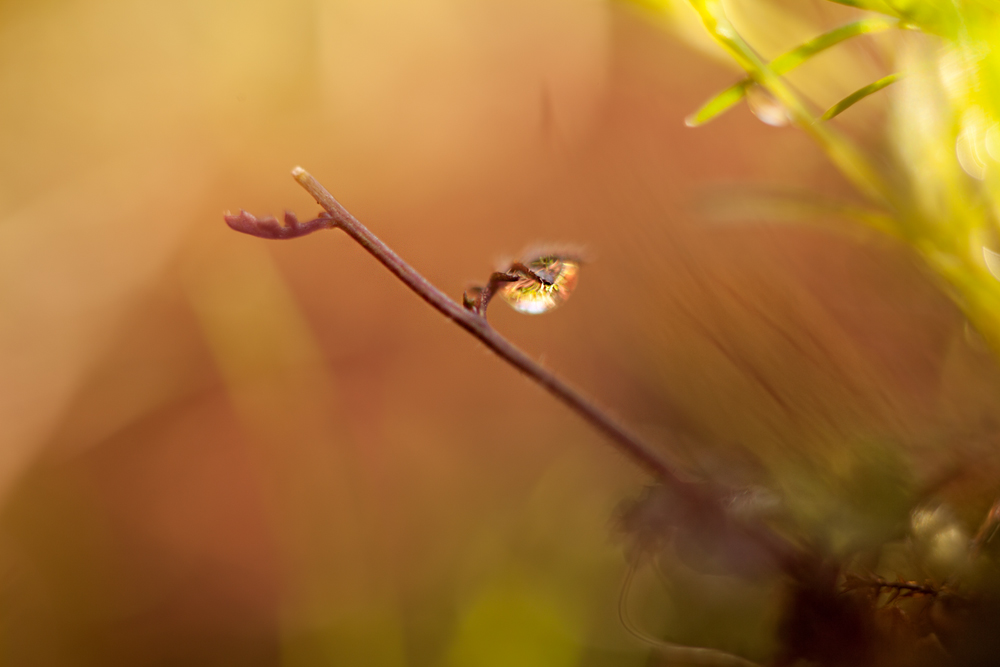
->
[3,0,1000,664]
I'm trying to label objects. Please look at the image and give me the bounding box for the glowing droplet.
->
[499,255,580,314]
[746,85,790,127]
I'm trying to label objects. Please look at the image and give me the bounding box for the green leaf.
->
[770,17,897,74]
[685,0,896,206]
[685,80,751,127]
[820,73,902,121]
[686,18,898,127]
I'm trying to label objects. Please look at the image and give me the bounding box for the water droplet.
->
[499,254,580,314]
[746,84,790,127]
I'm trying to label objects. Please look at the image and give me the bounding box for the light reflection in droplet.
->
[499,255,580,314]
[746,84,790,127]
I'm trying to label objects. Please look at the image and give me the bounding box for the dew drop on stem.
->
[499,255,580,314]
[746,84,790,127]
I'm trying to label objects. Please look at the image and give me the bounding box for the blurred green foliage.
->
[614,0,1000,663]
[627,0,1000,352]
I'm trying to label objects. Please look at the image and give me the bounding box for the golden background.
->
[1,0,996,664]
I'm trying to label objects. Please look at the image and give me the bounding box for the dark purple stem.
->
[287,168,682,476]
[224,209,335,240]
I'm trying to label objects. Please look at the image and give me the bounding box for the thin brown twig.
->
[287,166,682,474]
[224,166,801,570]
[844,573,943,599]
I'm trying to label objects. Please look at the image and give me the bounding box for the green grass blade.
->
[820,73,902,121]
[686,17,897,127]
[771,17,897,74]
[685,0,897,207]
[685,80,751,127]
[695,186,902,239]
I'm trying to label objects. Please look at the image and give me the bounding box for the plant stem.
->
[686,0,898,212]
[242,166,801,571]
[290,168,681,478]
